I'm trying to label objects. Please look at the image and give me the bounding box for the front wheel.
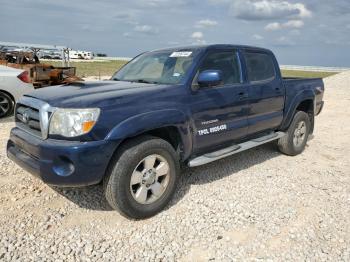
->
[278,111,311,156]
[104,136,180,219]
[0,92,14,118]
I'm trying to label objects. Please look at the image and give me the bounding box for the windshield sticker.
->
[173,73,181,77]
[170,51,192,57]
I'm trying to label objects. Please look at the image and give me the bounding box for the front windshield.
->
[112,50,197,85]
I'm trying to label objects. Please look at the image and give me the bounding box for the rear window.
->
[244,52,275,82]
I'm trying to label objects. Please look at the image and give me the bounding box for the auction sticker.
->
[170,51,192,57]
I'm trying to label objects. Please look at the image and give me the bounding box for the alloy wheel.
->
[293,121,307,147]
[129,154,170,204]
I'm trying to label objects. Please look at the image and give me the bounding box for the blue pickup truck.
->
[7,44,324,218]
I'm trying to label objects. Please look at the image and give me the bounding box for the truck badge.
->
[22,109,30,124]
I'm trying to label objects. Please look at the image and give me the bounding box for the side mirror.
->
[197,70,223,88]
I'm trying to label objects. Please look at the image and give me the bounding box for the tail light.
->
[17,71,31,83]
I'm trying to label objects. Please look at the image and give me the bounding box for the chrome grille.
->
[15,97,54,139]
[16,105,42,137]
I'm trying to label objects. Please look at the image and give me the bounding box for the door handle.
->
[238,92,248,100]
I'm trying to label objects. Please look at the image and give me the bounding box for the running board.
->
[188,131,285,167]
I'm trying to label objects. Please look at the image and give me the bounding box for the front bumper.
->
[7,127,119,187]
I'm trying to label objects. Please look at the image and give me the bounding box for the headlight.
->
[49,108,100,137]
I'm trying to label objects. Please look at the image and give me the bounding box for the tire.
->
[104,136,180,219]
[0,92,14,118]
[278,111,311,156]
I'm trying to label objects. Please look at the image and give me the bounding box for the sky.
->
[1,0,350,66]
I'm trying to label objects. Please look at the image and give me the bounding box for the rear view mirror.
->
[197,70,223,87]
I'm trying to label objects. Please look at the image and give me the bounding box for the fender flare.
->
[105,109,193,159]
[281,89,315,130]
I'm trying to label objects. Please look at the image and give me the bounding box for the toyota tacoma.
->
[7,44,324,219]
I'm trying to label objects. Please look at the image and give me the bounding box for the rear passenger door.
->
[190,50,249,154]
[243,51,285,136]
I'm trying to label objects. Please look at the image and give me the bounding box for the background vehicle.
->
[0,65,34,117]
[38,50,63,60]
[0,49,82,118]
[7,45,324,219]
[69,50,94,60]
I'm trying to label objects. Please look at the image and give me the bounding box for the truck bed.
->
[282,77,325,118]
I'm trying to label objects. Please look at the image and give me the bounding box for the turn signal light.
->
[82,121,97,133]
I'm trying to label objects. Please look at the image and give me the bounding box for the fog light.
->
[52,156,75,177]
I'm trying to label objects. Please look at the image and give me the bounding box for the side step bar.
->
[188,131,285,167]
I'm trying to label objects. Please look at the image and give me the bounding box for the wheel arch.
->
[106,109,193,161]
[111,125,188,162]
[281,93,315,132]
[296,99,314,113]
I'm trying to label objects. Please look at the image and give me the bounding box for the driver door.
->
[189,50,249,155]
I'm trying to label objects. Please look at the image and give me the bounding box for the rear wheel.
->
[0,92,14,118]
[104,136,180,219]
[278,111,311,156]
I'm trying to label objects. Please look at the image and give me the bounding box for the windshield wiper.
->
[130,79,159,84]
[112,78,137,83]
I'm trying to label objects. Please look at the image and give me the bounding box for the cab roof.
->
[150,44,272,54]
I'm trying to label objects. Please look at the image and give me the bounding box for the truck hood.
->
[25,80,170,108]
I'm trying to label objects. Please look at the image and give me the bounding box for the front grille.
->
[14,97,53,139]
[15,104,42,138]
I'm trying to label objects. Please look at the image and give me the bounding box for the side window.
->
[196,51,241,86]
[244,52,276,82]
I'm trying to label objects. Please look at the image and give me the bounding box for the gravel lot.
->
[0,72,349,261]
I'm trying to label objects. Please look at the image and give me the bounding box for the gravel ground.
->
[0,72,349,261]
